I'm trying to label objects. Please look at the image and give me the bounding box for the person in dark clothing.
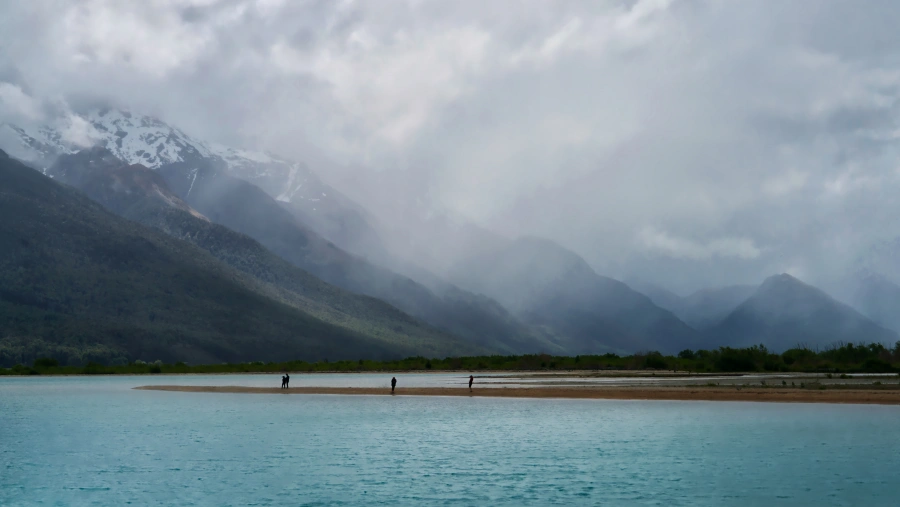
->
[285,373,290,389]
[391,376,397,393]
[469,375,474,391]
[281,375,286,389]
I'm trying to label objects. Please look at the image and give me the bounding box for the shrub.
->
[862,358,895,373]
[81,362,108,375]
[644,353,668,370]
[33,357,59,369]
[782,348,816,366]
[149,365,162,374]
[715,354,756,372]
[678,349,696,360]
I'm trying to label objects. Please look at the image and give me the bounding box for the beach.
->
[135,384,900,405]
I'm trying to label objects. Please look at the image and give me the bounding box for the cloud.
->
[0,82,43,122]
[58,114,101,148]
[637,227,763,261]
[762,170,809,197]
[2,0,900,292]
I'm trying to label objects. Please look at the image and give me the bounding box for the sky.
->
[2,0,900,293]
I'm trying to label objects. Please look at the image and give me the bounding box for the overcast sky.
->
[2,0,900,293]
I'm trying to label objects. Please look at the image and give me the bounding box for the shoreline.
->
[134,385,900,405]
[0,369,770,378]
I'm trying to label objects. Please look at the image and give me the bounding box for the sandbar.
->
[134,385,900,405]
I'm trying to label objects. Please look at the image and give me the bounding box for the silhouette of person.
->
[469,375,474,391]
[281,375,286,389]
[391,376,397,393]
[285,373,290,389]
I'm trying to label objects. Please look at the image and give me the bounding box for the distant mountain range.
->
[704,274,898,350]
[46,148,555,356]
[627,279,758,331]
[628,274,898,350]
[2,108,898,365]
[0,109,386,261]
[1,148,484,366]
[449,237,700,354]
[831,271,900,336]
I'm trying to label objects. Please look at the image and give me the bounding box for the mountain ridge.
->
[1,148,465,366]
[449,236,702,353]
[705,273,898,351]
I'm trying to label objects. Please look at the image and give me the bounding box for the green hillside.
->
[158,160,558,353]
[0,150,479,366]
[46,148,485,358]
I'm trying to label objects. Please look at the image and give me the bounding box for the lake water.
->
[3,375,899,506]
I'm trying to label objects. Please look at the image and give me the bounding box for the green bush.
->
[862,358,895,373]
[81,362,108,375]
[678,349,696,360]
[644,352,668,369]
[33,357,59,369]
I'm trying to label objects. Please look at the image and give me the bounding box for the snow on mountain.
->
[1,107,389,260]
[0,123,76,171]
[0,108,330,208]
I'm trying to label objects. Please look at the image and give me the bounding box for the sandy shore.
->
[134,385,900,405]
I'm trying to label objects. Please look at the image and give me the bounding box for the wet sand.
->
[135,385,900,405]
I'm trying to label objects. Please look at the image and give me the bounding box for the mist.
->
[3,0,900,294]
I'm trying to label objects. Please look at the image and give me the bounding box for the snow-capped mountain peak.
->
[82,109,213,167]
[0,108,328,206]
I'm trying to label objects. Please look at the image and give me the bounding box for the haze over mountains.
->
[2,109,899,366]
[706,274,898,351]
[1,148,476,365]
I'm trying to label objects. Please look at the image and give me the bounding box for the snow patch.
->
[186,168,198,197]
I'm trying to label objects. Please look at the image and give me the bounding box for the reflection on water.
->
[2,376,900,506]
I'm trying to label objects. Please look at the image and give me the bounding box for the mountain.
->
[706,273,898,351]
[152,158,558,354]
[448,237,701,354]
[2,111,552,353]
[44,147,488,358]
[837,271,900,334]
[624,279,684,313]
[1,148,478,366]
[379,211,511,276]
[0,109,386,260]
[675,285,757,330]
[626,279,756,330]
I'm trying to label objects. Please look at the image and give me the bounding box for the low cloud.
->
[2,0,900,293]
[0,82,43,122]
[637,227,763,261]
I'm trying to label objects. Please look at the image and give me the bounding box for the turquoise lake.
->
[2,375,899,506]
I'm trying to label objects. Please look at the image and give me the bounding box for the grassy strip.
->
[2,343,900,376]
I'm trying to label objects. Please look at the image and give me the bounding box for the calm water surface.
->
[2,375,899,506]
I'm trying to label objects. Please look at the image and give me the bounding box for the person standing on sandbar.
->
[469,375,474,391]
[391,376,397,393]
